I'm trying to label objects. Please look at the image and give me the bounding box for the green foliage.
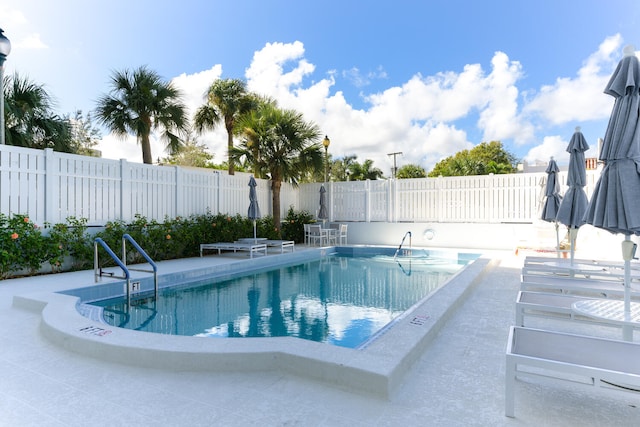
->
[281,206,315,243]
[0,210,315,278]
[3,72,74,152]
[45,217,92,272]
[95,66,189,164]
[428,141,518,177]
[158,132,215,167]
[396,164,427,179]
[0,214,47,277]
[67,110,102,157]
[231,101,323,230]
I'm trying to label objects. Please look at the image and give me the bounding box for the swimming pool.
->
[91,249,473,348]
[19,246,490,398]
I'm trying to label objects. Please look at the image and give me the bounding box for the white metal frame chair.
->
[303,224,311,245]
[307,224,327,246]
[338,223,348,245]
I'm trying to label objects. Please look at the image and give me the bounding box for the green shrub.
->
[281,206,314,243]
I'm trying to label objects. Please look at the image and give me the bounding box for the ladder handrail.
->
[94,239,132,306]
[393,231,412,260]
[122,234,157,273]
[94,235,158,306]
[121,234,158,304]
[94,238,130,282]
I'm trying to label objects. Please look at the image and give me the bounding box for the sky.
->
[2,0,640,175]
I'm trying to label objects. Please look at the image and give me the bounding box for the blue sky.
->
[3,0,640,174]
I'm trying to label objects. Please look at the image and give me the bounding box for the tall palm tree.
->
[95,66,188,164]
[193,78,254,175]
[351,159,385,180]
[3,72,73,152]
[232,103,324,231]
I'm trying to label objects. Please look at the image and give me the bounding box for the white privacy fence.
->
[298,170,600,224]
[0,144,600,226]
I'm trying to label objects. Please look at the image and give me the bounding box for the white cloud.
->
[523,35,621,125]
[101,36,624,174]
[15,33,48,49]
[171,65,223,118]
[524,135,570,166]
[241,42,528,171]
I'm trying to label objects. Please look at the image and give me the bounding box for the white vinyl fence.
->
[0,144,600,227]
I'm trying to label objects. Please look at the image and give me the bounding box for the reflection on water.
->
[95,254,466,348]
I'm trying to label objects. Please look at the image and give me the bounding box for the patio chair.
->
[307,224,327,246]
[303,224,311,245]
[505,326,640,417]
[337,223,348,245]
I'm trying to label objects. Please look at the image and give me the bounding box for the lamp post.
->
[322,135,330,183]
[0,28,11,146]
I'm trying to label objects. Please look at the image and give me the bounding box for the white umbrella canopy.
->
[556,127,590,264]
[541,157,562,257]
[584,45,640,326]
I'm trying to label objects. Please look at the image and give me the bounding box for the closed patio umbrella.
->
[318,184,328,224]
[556,127,590,264]
[540,157,562,257]
[248,176,261,241]
[584,45,640,335]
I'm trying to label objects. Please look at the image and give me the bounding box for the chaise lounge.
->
[199,242,267,258]
[505,326,640,417]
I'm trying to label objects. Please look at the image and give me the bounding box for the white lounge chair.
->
[505,326,640,418]
[516,291,613,326]
[264,240,295,253]
[520,273,640,299]
[199,242,267,258]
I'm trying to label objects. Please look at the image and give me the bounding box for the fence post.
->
[328,181,334,222]
[119,159,130,222]
[43,148,59,225]
[174,165,183,218]
[388,178,395,223]
[365,179,371,222]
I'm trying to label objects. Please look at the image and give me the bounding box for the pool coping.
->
[12,248,495,399]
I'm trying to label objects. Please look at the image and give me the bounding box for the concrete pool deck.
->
[1,248,639,425]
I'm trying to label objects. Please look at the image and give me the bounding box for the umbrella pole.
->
[555,222,560,258]
[253,220,257,242]
[621,235,636,341]
[569,227,579,266]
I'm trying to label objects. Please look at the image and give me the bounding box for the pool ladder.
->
[393,231,412,260]
[94,234,158,306]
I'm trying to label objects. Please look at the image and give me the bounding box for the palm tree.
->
[351,159,385,180]
[232,103,324,231]
[3,72,73,152]
[193,78,255,175]
[95,66,188,164]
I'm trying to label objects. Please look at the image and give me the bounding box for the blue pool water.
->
[91,249,478,349]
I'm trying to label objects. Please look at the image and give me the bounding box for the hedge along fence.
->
[0,208,316,279]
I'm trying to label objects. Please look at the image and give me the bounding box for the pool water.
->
[92,252,473,349]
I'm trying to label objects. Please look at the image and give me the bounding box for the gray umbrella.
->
[248,176,261,241]
[584,45,640,325]
[318,184,328,223]
[541,157,562,257]
[556,127,590,264]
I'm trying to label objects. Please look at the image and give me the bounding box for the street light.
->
[0,28,11,146]
[322,135,330,182]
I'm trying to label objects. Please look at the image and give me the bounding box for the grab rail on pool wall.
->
[393,231,412,260]
[122,233,158,302]
[93,235,158,306]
